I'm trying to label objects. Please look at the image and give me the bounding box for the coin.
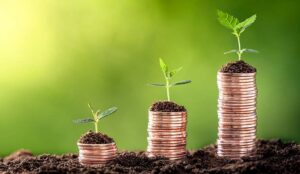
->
[147,111,187,160]
[77,142,117,166]
[217,72,257,159]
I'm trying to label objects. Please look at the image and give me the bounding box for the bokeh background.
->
[0,0,299,156]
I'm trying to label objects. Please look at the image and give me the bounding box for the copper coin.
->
[218,135,256,140]
[148,132,186,136]
[150,117,187,121]
[218,142,255,147]
[218,81,256,86]
[218,115,256,119]
[219,84,257,89]
[218,128,256,133]
[148,138,186,141]
[218,121,257,126]
[218,113,256,117]
[149,111,186,117]
[219,100,257,104]
[150,115,186,119]
[218,72,256,76]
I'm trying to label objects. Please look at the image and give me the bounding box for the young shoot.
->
[217,10,258,60]
[149,58,191,101]
[73,103,117,133]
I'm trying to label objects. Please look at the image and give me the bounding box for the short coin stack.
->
[147,111,187,160]
[78,142,117,166]
[217,72,257,159]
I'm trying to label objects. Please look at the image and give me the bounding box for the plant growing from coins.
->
[217,10,258,60]
[73,104,117,132]
[149,58,191,101]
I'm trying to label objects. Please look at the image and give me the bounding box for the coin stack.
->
[217,72,257,159]
[78,142,117,166]
[147,111,187,160]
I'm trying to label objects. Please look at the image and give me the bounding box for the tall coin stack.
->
[147,111,187,160]
[217,72,257,159]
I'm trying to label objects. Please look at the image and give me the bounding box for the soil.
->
[220,60,257,73]
[79,131,114,144]
[150,101,186,112]
[0,139,299,174]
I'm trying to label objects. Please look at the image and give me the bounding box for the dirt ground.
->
[0,139,299,174]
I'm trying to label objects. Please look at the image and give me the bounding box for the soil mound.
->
[220,60,256,73]
[79,131,114,144]
[150,101,186,112]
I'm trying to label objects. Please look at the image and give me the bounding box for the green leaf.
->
[98,107,118,119]
[88,103,94,114]
[224,49,238,54]
[148,83,166,87]
[168,67,182,78]
[217,10,239,30]
[95,109,101,116]
[242,49,259,53]
[171,80,192,86]
[73,118,95,124]
[159,58,168,77]
[236,14,256,33]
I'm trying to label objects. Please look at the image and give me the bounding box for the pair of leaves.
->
[217,10,256,34]
[73,106,118,124]
[159,58,182,79]
[224,48,258,55]
[149,80,192,87]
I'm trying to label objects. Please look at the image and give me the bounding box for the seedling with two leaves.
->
[217,10,258,60]
[149,58,191,101]
[73,104,117,133]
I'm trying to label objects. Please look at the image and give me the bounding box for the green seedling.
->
[149,58,191,101]
[217,10,258,60]
[73,103,117,132]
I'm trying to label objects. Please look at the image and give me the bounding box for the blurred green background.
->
[0,0,299,156]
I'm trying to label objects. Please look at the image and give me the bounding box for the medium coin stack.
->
[147,111,187,160]
[217,72,257,159]
[78,142,117,166]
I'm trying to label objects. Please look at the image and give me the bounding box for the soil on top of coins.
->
[1,139,299,174]
[150,101,186,112]
[220,60,257,73]
[79,131,114,144]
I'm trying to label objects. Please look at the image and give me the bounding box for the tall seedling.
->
[217,10,258,60]
[149,58,191,101]
[73,104,117,132]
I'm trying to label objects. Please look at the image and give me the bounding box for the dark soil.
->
[220,60,257,73]
[150,101,186,112]
[1,139,299,174]
[79,131,114,144]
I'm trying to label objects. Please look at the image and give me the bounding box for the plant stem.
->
[94,121,98,132]
[92,112,98,132]
[236,33,242,60]
[166,78,170,101]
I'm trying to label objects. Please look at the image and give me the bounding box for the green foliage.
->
[217,10,239,30]
[73,118,95,124]
[217,10,258,60]
[171,80,192,86]
[149,58,191,101]
[73,104,117,132]
[98,107,118,119]
[235,14,256,33]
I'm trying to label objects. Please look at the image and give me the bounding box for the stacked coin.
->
[217,72,257,159]
[147,111,187,160]
[78,142,117,166]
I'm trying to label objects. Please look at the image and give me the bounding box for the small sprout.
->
[217,10,258,60]
[73,103,117,132]
[149,58,191,101]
